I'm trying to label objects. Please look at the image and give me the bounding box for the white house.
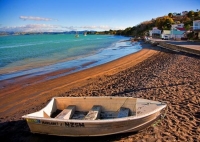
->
[172,13,182,16]
[193,20,200,39]
[149,27,161,37]
[193,20,200,30]
[171,23,184,29]
[182,11,188,15]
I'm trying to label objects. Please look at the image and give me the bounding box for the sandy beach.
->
[0,42,199,142]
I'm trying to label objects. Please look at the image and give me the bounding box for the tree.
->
[184,17,192,30]
[109,29,113,34]
[155,16,174,29]
[182,16,191,22]
[184,23,191,30]
[104,31,109,34]
[187,10,195,17]
[187,31,195,39]
[168,13,173,18]
[116,30,122,35]
[121,27,132,36]
[194,11,200,17]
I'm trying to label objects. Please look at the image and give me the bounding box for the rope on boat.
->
[152,101,168,127]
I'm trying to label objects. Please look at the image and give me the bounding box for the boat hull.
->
[25,111,160,136]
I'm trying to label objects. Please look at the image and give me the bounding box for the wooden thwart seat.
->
[117,107,130,118]
[55,105,76,119]
[84,105,102,120]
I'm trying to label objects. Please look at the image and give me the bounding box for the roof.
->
[171,30,185,35]
[176,27,186,31]
[162,30,170,34]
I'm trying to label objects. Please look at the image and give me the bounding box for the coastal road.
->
[166,41,200,51]
[151,38,200,51]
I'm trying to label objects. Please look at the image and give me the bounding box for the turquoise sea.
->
[0,34,142,81]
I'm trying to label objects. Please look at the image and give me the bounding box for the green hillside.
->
[97,10,200,39]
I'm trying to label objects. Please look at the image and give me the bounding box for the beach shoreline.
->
[0,38,140,80]
[0,42,199,141]
[0,42,154,116]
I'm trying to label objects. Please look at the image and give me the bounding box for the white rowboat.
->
[22,97,167,136]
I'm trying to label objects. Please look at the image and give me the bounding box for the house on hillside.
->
[173,13,182,16]
[171,23,184,29]
[170,30,185,40]
[176,27,186,31]
[182,11,188,15]
[161,29,185,40]
[193,20,200,39]
[149,27,161,38]
[170,23,186,40]
[161,30,170,39]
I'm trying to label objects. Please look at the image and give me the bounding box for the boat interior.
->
[24,97,166,120]
[27,97,138,120]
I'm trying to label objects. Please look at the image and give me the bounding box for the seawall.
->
[149,40,200,56]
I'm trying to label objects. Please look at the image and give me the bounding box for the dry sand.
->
[0,42,199,142]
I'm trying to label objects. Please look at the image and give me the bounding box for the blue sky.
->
[0,0,199,32]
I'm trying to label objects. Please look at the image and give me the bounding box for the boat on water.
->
[84,32,87,36]
[75,31,79,38]
[22,97,167,136]
[75,34,79,38]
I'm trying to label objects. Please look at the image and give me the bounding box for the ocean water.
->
[0,34,142,81]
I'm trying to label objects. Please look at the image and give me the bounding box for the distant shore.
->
[0,42,199,141]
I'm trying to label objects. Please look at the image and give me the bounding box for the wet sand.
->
[0,42,199,142]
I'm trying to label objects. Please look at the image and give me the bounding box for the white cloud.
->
[19,16,57,21]
[80,25,110,30]
[62,26,77,31]
[62,25,111,31]
[0,24,62,32]
[0,24,125,32]
[80,25,125,30]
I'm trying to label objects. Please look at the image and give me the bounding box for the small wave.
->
[0,42,44,49]
[74,39,84,41]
